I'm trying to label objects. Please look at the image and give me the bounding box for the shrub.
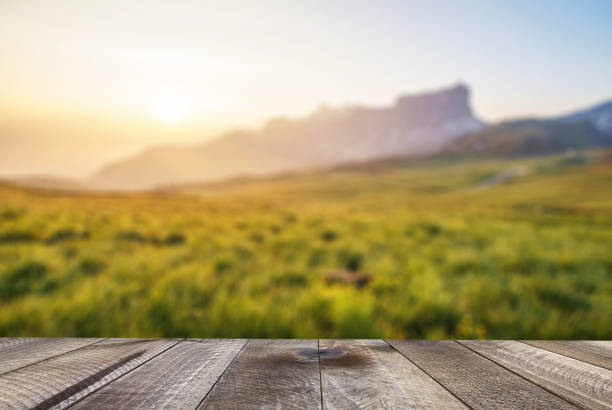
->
[337,249,364,272]
[0,261,47,300]
[164,233,186,246]
[249,232,265,244]
[235,222,249,230]
[214,259,233,275]
[308,248,327,267]
[0,230,36,244]
[402,303,461,337]
[46,228,79,244]
[282,212,297,223]
[115,230,147,243]
[536,286,591,311]
[77,258,106,276]
[0,209,21,220]
[321,229,338,242]
[273,271,308,287]
[420,222,443,237]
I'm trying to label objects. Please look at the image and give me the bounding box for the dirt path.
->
[476,166,528,189]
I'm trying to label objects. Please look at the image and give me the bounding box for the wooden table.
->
[0,339,610,409]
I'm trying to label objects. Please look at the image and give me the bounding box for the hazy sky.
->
[1,0,612,177]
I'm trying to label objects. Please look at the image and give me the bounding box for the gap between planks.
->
[455,340,582,409]
[518,340,612,371]
[0,338,183,409]
[0,339,609,410]
[387,340,580,409]
[383,339,472,409]
[458,340,612,410]
[0,338,108,376]
[66,338,188,409]
[193,339,249,410]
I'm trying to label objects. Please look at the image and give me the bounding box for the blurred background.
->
[0,0,611,338]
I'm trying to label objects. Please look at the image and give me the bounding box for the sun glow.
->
[153,96,192,125]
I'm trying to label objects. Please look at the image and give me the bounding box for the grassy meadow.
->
[1,150,611,339]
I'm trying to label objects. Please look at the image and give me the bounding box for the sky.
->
[1,0,612,177]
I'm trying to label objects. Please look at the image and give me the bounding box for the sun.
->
[153,96,191,125]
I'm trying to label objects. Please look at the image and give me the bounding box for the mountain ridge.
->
[558,100,612,132]
[89,83,485,190]
[7,84,612,191]
[443,97,612,157]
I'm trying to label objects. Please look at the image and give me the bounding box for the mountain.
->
[443,100,612,157]
[90,84,485,190]
[558,100,612,133]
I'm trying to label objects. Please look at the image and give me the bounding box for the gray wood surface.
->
[387,340,577,409]
[72,339,246,410]
[0,338,609,410]
[198,339,321,409]
[460,340,612,410]
[320,339,466,409]
[0,337,101,375]
[521,340,612,370]
[0,338,38,349]
[0,338,180,410]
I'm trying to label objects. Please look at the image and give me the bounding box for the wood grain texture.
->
[0,338,38,349]
[387,340,577,409]
[460,340,612,410]
[198,339,321,409]
[521,340,612,370]
[0,338,180,410]
[0,338,610,410]
[72,339,246,410]
[320,339,466,409]
[0,338,101,375]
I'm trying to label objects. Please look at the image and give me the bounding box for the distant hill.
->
[90,84,485,190]
[443,99,612,157]
[5,175,89,191]
[10,84,612,191]
[559,100,612,132]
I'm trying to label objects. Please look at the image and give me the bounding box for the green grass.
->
[0,150,611,338]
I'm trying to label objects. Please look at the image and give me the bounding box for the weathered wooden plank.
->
[460,340,612,410]
[521,340,612,370]
[387,340,577,409]
[72,339,246,410]
[0,338,180,410]
[0,338,38,349]
[0,337,101,375]
[320,339,466,409]
[198,339,321,409]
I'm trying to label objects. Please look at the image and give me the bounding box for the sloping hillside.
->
[443,119,612,156]
[443,97,612,157]
[559,100,612,132]
[90,84,484,190]
[1,151,611,338]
